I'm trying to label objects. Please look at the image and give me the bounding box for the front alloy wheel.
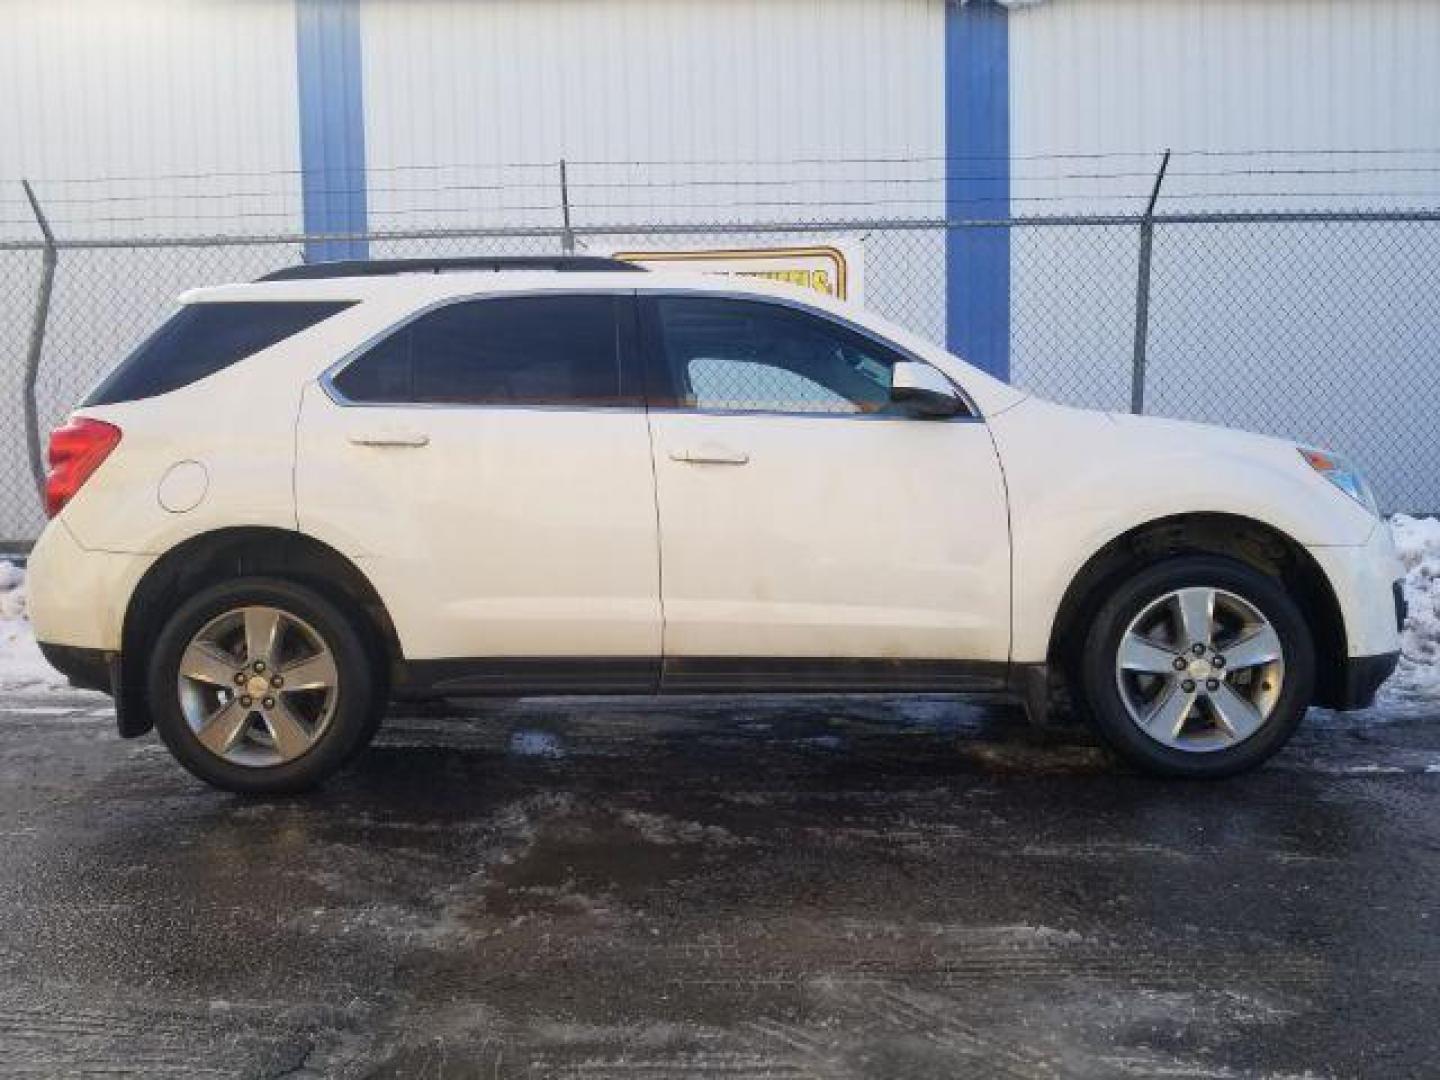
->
[1081,556,1315,778]
[1115,587,1285,753]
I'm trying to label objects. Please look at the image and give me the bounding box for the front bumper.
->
[1306,522,1405,660]
[1332,651,1401,711]
[1305,521,1405,710]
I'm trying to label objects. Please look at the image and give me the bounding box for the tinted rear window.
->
[331,295,625,406]
[85,301,353,405]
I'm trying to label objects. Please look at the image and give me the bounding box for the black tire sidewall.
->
[148,577,376,794]
[1080,556,1315,778]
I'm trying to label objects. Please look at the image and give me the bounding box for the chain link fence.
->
[1,210,1437,545]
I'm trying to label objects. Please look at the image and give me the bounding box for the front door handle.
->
[348,429,431,448]
[670,444,750,466]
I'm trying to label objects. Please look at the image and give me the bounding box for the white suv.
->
[28,256,1403,793]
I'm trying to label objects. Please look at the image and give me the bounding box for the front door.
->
[639,294,1011,688]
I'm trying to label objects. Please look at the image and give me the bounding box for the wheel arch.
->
[1046,512,1349,710]
[117,527,401,736]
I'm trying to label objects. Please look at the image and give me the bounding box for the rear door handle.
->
[348,429,430,448]
[670,444,750,466]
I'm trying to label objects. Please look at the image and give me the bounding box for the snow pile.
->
[0,561,66,691]
[1385,515,1440,701]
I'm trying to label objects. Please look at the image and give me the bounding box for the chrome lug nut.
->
[271,675,284,688]
[262,697,275,710]
[233,672,246,685]
[239,695,253,708]
[1181,679,1196,693]
[1211,655,1226,668]
[1191,643,1206,656]
[253,660,267,673]
[1206,679,1220,691]
[1172,657,1187,671]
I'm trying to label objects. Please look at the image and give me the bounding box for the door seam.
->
[635,289,670,692]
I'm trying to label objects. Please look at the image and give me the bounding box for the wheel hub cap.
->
[176,605,339,769]
[1115,586,1285,754]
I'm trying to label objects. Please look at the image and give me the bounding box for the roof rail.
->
[257,255,645,282]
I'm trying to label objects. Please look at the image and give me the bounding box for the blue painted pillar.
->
[945,0,1011,380]
[295,0,368,261]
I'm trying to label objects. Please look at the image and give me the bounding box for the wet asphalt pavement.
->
[0,689,1437,1079]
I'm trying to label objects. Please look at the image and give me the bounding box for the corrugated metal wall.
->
[4,0,1437,233]
[1009,0,1440,211]
[0,0,302,239]
[360,0,944,231]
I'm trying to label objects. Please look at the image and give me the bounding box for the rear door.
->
[296,291,662,688]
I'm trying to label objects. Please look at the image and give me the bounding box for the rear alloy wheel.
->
[1081,556,1315,777]
[149,578,379,793]
[177,606,339,769]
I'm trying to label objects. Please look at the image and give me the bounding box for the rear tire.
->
[1079,556,1314,778]
[147,576,381,794]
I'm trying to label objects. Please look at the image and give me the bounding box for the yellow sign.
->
[609,243,862,302]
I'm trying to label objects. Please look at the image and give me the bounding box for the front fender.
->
[990,400,1377,663]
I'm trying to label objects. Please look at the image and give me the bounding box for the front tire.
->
[1079,556,1315,778]
[147,577,380,794]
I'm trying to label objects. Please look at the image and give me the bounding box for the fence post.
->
[21,179,57,506]
[558,159,575,254]
[1130,149,1170,415]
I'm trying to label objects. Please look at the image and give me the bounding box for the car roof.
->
[183,268,817,306]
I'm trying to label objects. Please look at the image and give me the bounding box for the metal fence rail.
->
[2,209,1437,545]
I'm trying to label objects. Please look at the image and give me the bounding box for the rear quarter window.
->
[84,300,354,406]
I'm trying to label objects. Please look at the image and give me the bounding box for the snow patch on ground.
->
[620,809,741,847]
[508,729,566,759]
[1383,515,1440,702]
[0,561,66,692]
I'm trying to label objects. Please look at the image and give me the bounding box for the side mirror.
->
[890,361,964,418]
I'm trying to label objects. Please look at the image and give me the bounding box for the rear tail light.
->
[46,417,122,518]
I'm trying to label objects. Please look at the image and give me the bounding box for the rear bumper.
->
[37,642,113,694]
[1331,651,1401,711]
[37,643,149,737]
[28,520,154,652]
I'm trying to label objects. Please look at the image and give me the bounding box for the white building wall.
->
[360,0,945,230]
[0,0,303,240]
[1009,0,1440,212]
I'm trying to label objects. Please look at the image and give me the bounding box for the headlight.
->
[1298,446,1379,516]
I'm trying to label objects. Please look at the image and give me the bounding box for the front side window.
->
[332,294,626,407]
[86,301,354,406]
[651,297,901,415]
